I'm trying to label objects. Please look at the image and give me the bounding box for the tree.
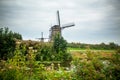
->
[109,42,118,49]
[53,33,72,62]
[0,27,22,60]
[53,33,67,54]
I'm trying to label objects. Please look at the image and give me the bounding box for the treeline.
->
[0,27,22,60]
[68,42,119,50]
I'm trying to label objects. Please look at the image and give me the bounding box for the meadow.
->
[68,48,115,59]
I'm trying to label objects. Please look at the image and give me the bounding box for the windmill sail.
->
[61,23,75,29]
[57,10,61,27]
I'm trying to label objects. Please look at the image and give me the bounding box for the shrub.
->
[0,65,24,80]
[0,27,22,60]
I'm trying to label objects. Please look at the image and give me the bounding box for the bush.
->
[0,67,24,80]
[72,50,106,80]
[104,48,120,80]
[0,27,22,60]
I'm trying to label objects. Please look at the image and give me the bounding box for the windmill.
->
[49,10,75,41]
[36,32,48,42]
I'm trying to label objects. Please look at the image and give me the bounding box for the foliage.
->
[35,43,53,61]
[0,44,120,80]
[104,48,120,80]
[71,48,120,80]
[53,33,72,62]
[53,33,67,53]
[0,68,24,80]
[35,33,72,63]
[0,44,72,80]
[0,27,22,60]
[72,50,105,80]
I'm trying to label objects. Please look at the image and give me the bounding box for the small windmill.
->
[36,32,48,42]
[49,10,75,41]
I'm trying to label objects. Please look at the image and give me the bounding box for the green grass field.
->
[67,47,115,59]
[67,47,115,52]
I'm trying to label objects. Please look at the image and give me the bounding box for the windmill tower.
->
[49,10,75,41]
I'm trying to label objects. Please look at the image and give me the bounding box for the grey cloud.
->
[0,0,120,44]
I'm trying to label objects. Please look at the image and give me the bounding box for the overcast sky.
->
[0,0,120,44]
